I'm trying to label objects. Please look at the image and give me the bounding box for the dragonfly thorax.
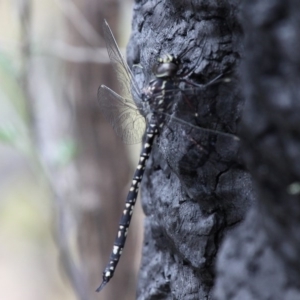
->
[142,54,180,109]
[142,77,176,113]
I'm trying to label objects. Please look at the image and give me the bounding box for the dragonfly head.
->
[153,54,180,79]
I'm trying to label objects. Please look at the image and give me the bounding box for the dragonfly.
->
[96,20,238,292]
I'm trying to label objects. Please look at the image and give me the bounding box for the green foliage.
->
[54,139,78,167]
[0,123,18,144]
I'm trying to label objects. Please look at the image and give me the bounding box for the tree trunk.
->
[214,0,300,299]
[127,1,253,299]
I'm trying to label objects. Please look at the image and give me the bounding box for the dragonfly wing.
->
[98,85,146,144]
[102,20,141,104]
[162,113,239,141]
[158,75,241,198]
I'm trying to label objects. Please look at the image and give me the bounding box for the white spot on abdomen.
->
[113,246,119,255]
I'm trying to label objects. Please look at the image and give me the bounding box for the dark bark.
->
[127,1,253,299]
[214,0,300,299]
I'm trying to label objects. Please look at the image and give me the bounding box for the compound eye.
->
[171,56,179,65]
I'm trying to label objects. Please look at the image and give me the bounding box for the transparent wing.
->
[102,20,141,104]
[163,114,239,141]
[158,74,240,178]
[160,112,240,201]
[98,85,146,144]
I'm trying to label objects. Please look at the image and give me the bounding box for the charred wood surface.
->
[127,1,253,299]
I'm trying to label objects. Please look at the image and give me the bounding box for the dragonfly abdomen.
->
[96,123,158,292]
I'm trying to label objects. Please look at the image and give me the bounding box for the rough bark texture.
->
[127,1,254,299]
[214,0,300,299]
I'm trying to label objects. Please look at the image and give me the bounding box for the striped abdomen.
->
[96,122,158,292]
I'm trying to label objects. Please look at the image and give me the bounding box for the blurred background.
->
[0,0,143,299]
